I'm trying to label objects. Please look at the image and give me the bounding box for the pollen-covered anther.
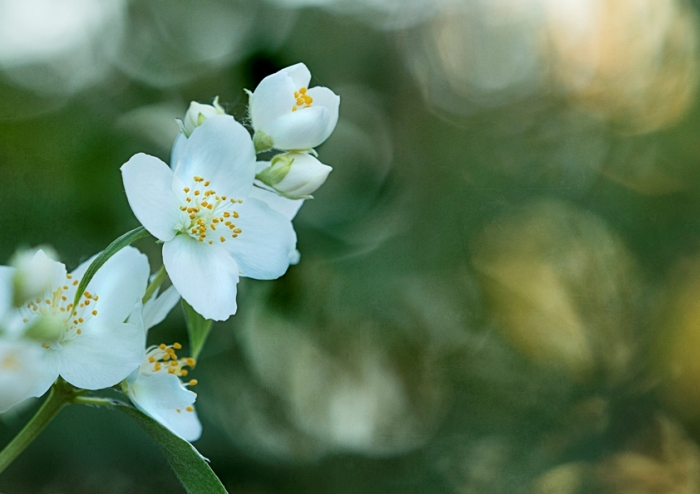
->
[292,87,313,112]
[179,175,244,243]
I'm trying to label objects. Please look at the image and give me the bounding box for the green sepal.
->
[256,155,293,186]
[72,226,151,311]
[176,118,189,137]
[253,130,274,154]
[182,300,213,361]
[115,404,227,494]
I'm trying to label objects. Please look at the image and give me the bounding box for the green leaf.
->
[71,226,150,310]
[182,300,213,361]
[116,404,227,494]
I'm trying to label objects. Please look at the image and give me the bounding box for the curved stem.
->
[0,380,74,474]
[142,264,167,304]
[72,396,117,408]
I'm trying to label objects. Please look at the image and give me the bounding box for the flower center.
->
[20,272,100,345]
[178,175,243,244]
[292,87,313,112]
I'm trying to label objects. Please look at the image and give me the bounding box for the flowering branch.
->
[0,62,339,491]
[0,379,75,474]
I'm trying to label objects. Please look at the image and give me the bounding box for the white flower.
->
[177,97,226,137]
[0,247,148,412]
[123,342,201,441]
[123,286,201,441]
[248,63,340,152]
[256,152,332,199]
[121,115,297,321]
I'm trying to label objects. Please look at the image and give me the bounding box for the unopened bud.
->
[177,97,225,137]
[256,152,332,199]
[11,247,58,307]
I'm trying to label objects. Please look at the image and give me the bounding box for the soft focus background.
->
[3,0,700,492]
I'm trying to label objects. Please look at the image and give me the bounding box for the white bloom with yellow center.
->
[248,63,340,152]
[121,114,297,321]
[123,280,201,440]
[0,247,148,412]
[123,340,201,442]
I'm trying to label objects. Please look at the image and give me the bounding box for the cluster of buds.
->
[181,63,339,200]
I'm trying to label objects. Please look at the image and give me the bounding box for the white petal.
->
[170,132,187,168]
[307,86,340,146]
[266,106,332,151]
[250,70,297,130]
[59,320,145,390]
[143,285,180,331]
[174,115,255,201]
[248,183,304,221]
[281,62,311,88]
[72,247,150,325]
[147,406,202,442]
[128,371,195,410]
[28,345,61,396]
[225,198,297,280]
[163,235,239,321]
[121,153,181,242]
[0,340,59,413]
[0,266,15,316]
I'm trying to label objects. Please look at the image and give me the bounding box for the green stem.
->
[72,396,117,408]
[142,265,167,304]
[0,380,75,474]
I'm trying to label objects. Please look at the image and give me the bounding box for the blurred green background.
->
[3,0,700,492]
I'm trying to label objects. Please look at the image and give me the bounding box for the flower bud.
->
[177,97,225,137]
[10,247,59,307]
[256,152,332,199]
